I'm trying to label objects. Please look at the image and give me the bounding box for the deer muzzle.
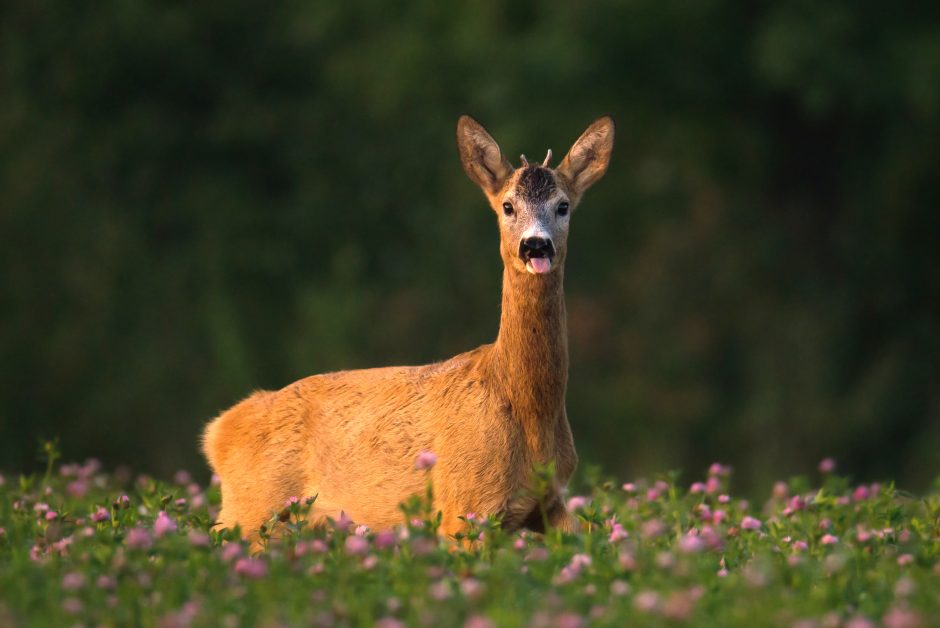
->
[519,237,555,274]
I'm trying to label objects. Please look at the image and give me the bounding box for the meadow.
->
[1,444,937,627]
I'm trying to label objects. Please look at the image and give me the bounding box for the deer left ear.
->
[557,116,615,197]
[457,115,514,196]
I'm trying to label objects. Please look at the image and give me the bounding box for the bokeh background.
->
[2,1,938,496]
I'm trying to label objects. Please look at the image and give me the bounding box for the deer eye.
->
[557,201,570,216]
[502,202,514,216]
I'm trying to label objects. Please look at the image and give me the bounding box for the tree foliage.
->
[1,0,938,491]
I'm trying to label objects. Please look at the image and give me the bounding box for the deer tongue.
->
[527,257,552,274]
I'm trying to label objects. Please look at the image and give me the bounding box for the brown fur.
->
[202,115,615,542]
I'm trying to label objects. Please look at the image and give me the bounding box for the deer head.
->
[457,115,615,275]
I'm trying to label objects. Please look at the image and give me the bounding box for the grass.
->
[0,447,938,627]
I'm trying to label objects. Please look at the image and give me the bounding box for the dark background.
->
[2,1,938,495]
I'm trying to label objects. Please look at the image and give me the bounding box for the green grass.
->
[0,450,938,627]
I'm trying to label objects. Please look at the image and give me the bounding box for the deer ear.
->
[457,115,513,195]
[557,116,615,197]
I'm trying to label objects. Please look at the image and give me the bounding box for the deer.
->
[202,115,615,544]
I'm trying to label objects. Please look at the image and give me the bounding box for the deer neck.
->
[492,266,569,449]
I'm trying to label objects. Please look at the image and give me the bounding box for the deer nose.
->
[519,237,555,259]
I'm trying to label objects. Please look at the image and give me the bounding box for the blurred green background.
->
[2,1,938,495]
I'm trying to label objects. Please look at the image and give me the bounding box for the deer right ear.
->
[457,115,513,195]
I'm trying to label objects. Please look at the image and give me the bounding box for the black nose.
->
[519,237,555,259]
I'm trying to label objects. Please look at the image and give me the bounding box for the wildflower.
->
[772,481,789,499]
[690,482,706,494]
[621,482,636,493]
[125,527,152,550]
[332,511,353,532]
[696,503,713,521]
[460,578,485,600]
[174,470,191,485]
[62,572,85,590]
[62,598,83,614]
[853,485,871,501]
[362,555,379,570]
[679,535,705,554]
[882,607,922,628]
[610,580,631,596]
[646,488,661,500]
[234,558,268,579]
[717,494,730,504]
[153,511,177,538]
[34,502,49,514]
[513,538,526,550]
[818,457,836,473]
[91,507,110,522]
[555,554,591,584]
[787,495,806,512]
[463,616,494,628]
[414,450,437,470]
[566,496,590,511]
[655,552,675,570]
[618,551,637,571]
[633,590,661,613]
[188,531,210,547]
[345,535,368,555]
[374,530,397,550]
[792,540,808,552]
[96,575,116,590]
[663,590,697,620]
[51,536,72,556]
[174,498,187,508]
[818,517,832,530]
[894,577,916,597]
[115,495,130,509]
[354,524,370,536]
[555,613,585,628]
[285,496,300,506]
[844,617,876,628]
[429,581,452,600]
[856,527,872,543]
[708,463,730,477]
[641,519,665,538]
[210,473,221,486]
[67,479,88,498]
[221,543,243,562]
[821,534,839,545]
[897,554,914,566]
[608,523,628,543]
[705,477,721,494]
[45,511,58,521]
[740,516,761,530]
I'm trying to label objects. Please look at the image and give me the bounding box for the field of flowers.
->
[1,444,938,627]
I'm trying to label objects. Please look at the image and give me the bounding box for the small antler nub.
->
[520,154,529,167]
[542,149,553,167]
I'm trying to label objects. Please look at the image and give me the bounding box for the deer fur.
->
[202,115,615,542]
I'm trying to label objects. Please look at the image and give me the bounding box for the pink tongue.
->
[529,257,551,274]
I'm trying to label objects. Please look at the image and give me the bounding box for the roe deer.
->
[202,115,615,542]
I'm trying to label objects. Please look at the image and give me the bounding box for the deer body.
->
[203,115,614,540]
